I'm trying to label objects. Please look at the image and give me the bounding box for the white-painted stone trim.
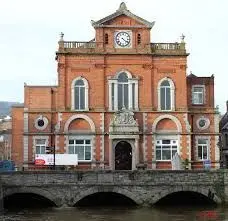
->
[143,113,148,162]
[183,113,191,133]
[214,113,220,133]
[55,135,59,151]
[23,112,28,133]
[215,135,220,168]
[151,135,156,169]
[64,135,67,152]
[71,76,89,111]
[58,112,62,121]
[186,135,191,162]
[157,77,175,111]
[64,114,95,133]
[100,113,105,168]
[91,135,96,169]
[23,136,28,166]
[23,111,29,166]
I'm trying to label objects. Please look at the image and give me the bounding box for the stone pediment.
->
[91,2,155,28]
[109,109,139,134]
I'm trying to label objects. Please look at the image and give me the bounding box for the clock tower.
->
[91,2,155,52]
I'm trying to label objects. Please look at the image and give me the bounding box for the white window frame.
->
[33,136,49,155]
[155,139,178,161]
[157,77,175,111]
[192,85,205,105]
[71,76,89,111]
[68,136,93,162]
[195,136,210,161]
[108,70,138,111]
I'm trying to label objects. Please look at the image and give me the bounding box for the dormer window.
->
[137,33,141,45]
[105,33,109,44]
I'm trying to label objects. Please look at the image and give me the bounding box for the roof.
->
[222,121,228,130]
[91,2,155,29]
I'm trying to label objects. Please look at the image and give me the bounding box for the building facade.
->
[219,101,228,168]
[12,2,220,170]
[0,116,12,160]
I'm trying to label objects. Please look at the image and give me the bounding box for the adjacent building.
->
[11,2,220,170]
[0,116,12,160]
[219,101,228,168]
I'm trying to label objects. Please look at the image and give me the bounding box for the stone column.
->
[135,139,139,169]
[109,139,114,170]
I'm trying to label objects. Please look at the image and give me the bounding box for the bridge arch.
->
[152,186,221,205]
[4,187,60,207]
[70,186,143,206]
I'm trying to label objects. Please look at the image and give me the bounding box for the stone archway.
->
[70,186,143,206]
[115,141,132,170]
[151,186,221,205]
[4,187,60,207]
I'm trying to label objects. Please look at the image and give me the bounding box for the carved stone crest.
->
[113,109,136,125]
[109,108,139,134]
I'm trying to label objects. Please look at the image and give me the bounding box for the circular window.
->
[199,119,206,128]
[197,117,210,130]
[37,119,45,127]
[35,116,48,130]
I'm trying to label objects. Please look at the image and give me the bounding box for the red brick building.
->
[12,2,220,170]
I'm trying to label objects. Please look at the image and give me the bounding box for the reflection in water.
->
[2,206,227,221]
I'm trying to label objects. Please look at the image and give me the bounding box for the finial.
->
[91,20,95,26]
[180,33,185,42]
[118,2,127,11]
[60,32,64,41]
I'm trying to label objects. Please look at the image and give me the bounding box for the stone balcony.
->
[57,40,187,56]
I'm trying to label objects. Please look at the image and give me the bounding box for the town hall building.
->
[11,2,220,170]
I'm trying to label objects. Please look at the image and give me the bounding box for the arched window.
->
[158,78,175,111]
[108,71,138,111]
[118,73,129,109]
[71,77,89,110]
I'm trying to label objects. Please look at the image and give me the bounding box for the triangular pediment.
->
[91,2,155,28]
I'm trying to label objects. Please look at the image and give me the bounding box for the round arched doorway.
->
[115,141,132,170]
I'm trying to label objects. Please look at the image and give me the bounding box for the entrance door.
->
[115,141,132,170]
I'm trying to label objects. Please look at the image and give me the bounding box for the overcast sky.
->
[0,0,227,114]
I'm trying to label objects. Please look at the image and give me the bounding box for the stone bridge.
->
[1,170,228,208]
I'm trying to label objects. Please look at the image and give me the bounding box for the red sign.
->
[35,159,45,165]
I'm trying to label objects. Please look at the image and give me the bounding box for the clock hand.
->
[121,37,127,42]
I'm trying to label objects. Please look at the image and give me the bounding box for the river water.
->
[1,206,226,221]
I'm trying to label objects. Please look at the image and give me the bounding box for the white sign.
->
[35,154,78,166]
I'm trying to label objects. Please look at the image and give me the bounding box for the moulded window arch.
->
[71,77,89,111]
[108,70,138,111]
[157,77,175,111]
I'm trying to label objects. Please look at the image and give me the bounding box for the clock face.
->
[115,31,131,47]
